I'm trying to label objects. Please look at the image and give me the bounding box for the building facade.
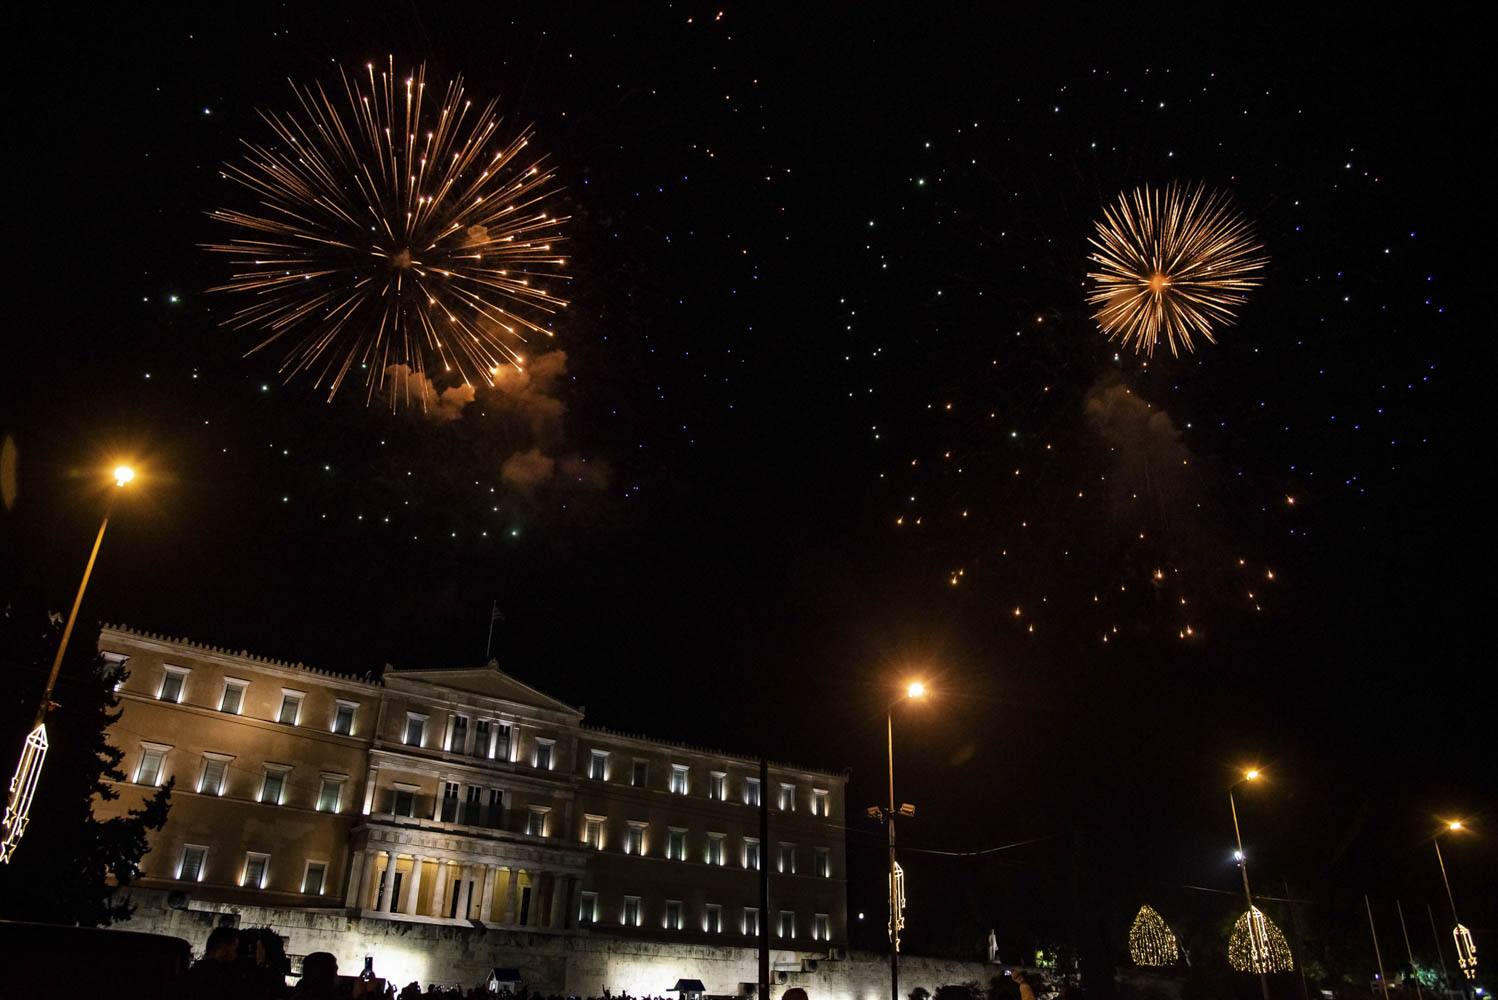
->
[93,624,847,966]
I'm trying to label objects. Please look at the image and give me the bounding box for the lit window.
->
[778,910,795,939]
[219,679,246,714]
[815,913,830,941]
[706,833,725,866]
[706,903,723,934]
[670,764,689,795]
[744,777,761,806]
[135,743,170,786]
[332,701,357,736]
[744,838,761,871]
[632,760,649,787]
[667,828,687,861]
[448,714,469,753]
[625,822,646,856]
[404,713,427,747]
[622,895,641,927]
[815,847,831,878]
[590,750,610,781]
[778,843,796,874]
[260,764,291,805]
[744,907,760,937]
[317,774,346,813]
[579,891,599,924]
[710,771,727,801]
[159,666,189,703]
[392,785,417,818]
[534,739,555,771]
[178,844,207,882]
[527,807,549,837]
[584,816,605,850]
[277,689,304,726]
[779,783,796,811]
[665,899,683,930]
[812,789,830,817]
[243,852,270,889]
[198,754,230,796]
[303,861,327,895]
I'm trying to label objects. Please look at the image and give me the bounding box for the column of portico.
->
[343,850,368,909]
[357,848,379,909]
[503,867,521,924]
[479,865,497,922]
[378,850,400,913]
[431,861,451,919]
[548,872,570,929]
[401,854,425,915]
[453,863,473,920]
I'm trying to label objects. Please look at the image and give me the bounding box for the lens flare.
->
[1086,183,1266,357]
[205,59,570,405]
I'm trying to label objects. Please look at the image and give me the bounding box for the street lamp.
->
[1434,821,1477,982]
[1229,768,1272,1000]
[1,463,136,863]
[871,680,927,1000]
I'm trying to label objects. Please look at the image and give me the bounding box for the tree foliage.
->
[0,605,172,925]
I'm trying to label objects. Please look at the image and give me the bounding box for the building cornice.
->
[100,624,383,691]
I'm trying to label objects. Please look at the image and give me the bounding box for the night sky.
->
[5,3,1489,969]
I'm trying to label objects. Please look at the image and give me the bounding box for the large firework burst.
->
[1086,183,1266,357]
[206,60,569,404]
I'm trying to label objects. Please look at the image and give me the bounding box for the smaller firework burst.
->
[1086,183,1267,357]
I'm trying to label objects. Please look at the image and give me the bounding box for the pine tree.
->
[0,605,173,925]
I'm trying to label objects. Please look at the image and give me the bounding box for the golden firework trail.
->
[1085,183,1266,357]
[205,59,569,404]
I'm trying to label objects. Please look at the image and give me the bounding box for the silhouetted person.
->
[294,952,340,998]
[176,924,247,999]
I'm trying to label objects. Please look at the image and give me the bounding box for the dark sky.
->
[5,2,1489,969]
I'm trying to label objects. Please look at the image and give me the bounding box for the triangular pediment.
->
[385,662,582,719]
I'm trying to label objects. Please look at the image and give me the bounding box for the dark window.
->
[464,786,483,825]
[632,760,648,787]
[440,781,459,822]
[333,703,355,735]
[487,788,505,828]
[449,715,468,753]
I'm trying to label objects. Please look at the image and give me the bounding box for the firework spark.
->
[1086,183,1266,357]
[206,59,569,405]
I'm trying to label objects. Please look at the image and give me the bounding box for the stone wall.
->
[113,889,1001,999]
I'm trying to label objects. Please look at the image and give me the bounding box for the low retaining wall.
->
[111,889,1001,998]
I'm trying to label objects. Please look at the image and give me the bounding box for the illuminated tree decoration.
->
[1129,904,1181,966]
[1228,906,1294,973]
[0,724,48,863]
[1454,923,1477,979]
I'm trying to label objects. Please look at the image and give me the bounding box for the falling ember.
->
[1085,183,1266,357]
[205,59,571,405]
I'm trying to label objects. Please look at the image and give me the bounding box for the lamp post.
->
[1434,821,1477,984]
[1,464,135,863]
[1229,768,1272,1000]
[879,681,926,1000]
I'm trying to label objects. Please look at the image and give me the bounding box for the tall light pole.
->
[1229,768,1271,1000]
[1434,821,1477,983]
[878,680,926,1000]
[1,464,135,863]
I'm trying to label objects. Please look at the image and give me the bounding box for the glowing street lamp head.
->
[1244,769,1260,781]
[907,681,927,700]
[113,465,135,487]
[1449,821,1463,832]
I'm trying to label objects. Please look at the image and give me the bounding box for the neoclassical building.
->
[93,624,848,958]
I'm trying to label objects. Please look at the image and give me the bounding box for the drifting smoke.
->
[1083,374,1190,508]
[385,365,476,422]
[500,448,555,490]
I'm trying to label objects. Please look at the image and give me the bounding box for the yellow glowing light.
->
[1244,769,1260,781]
[113,465,135,486]
[906,682,926,700]
[1449,821,1463,831]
